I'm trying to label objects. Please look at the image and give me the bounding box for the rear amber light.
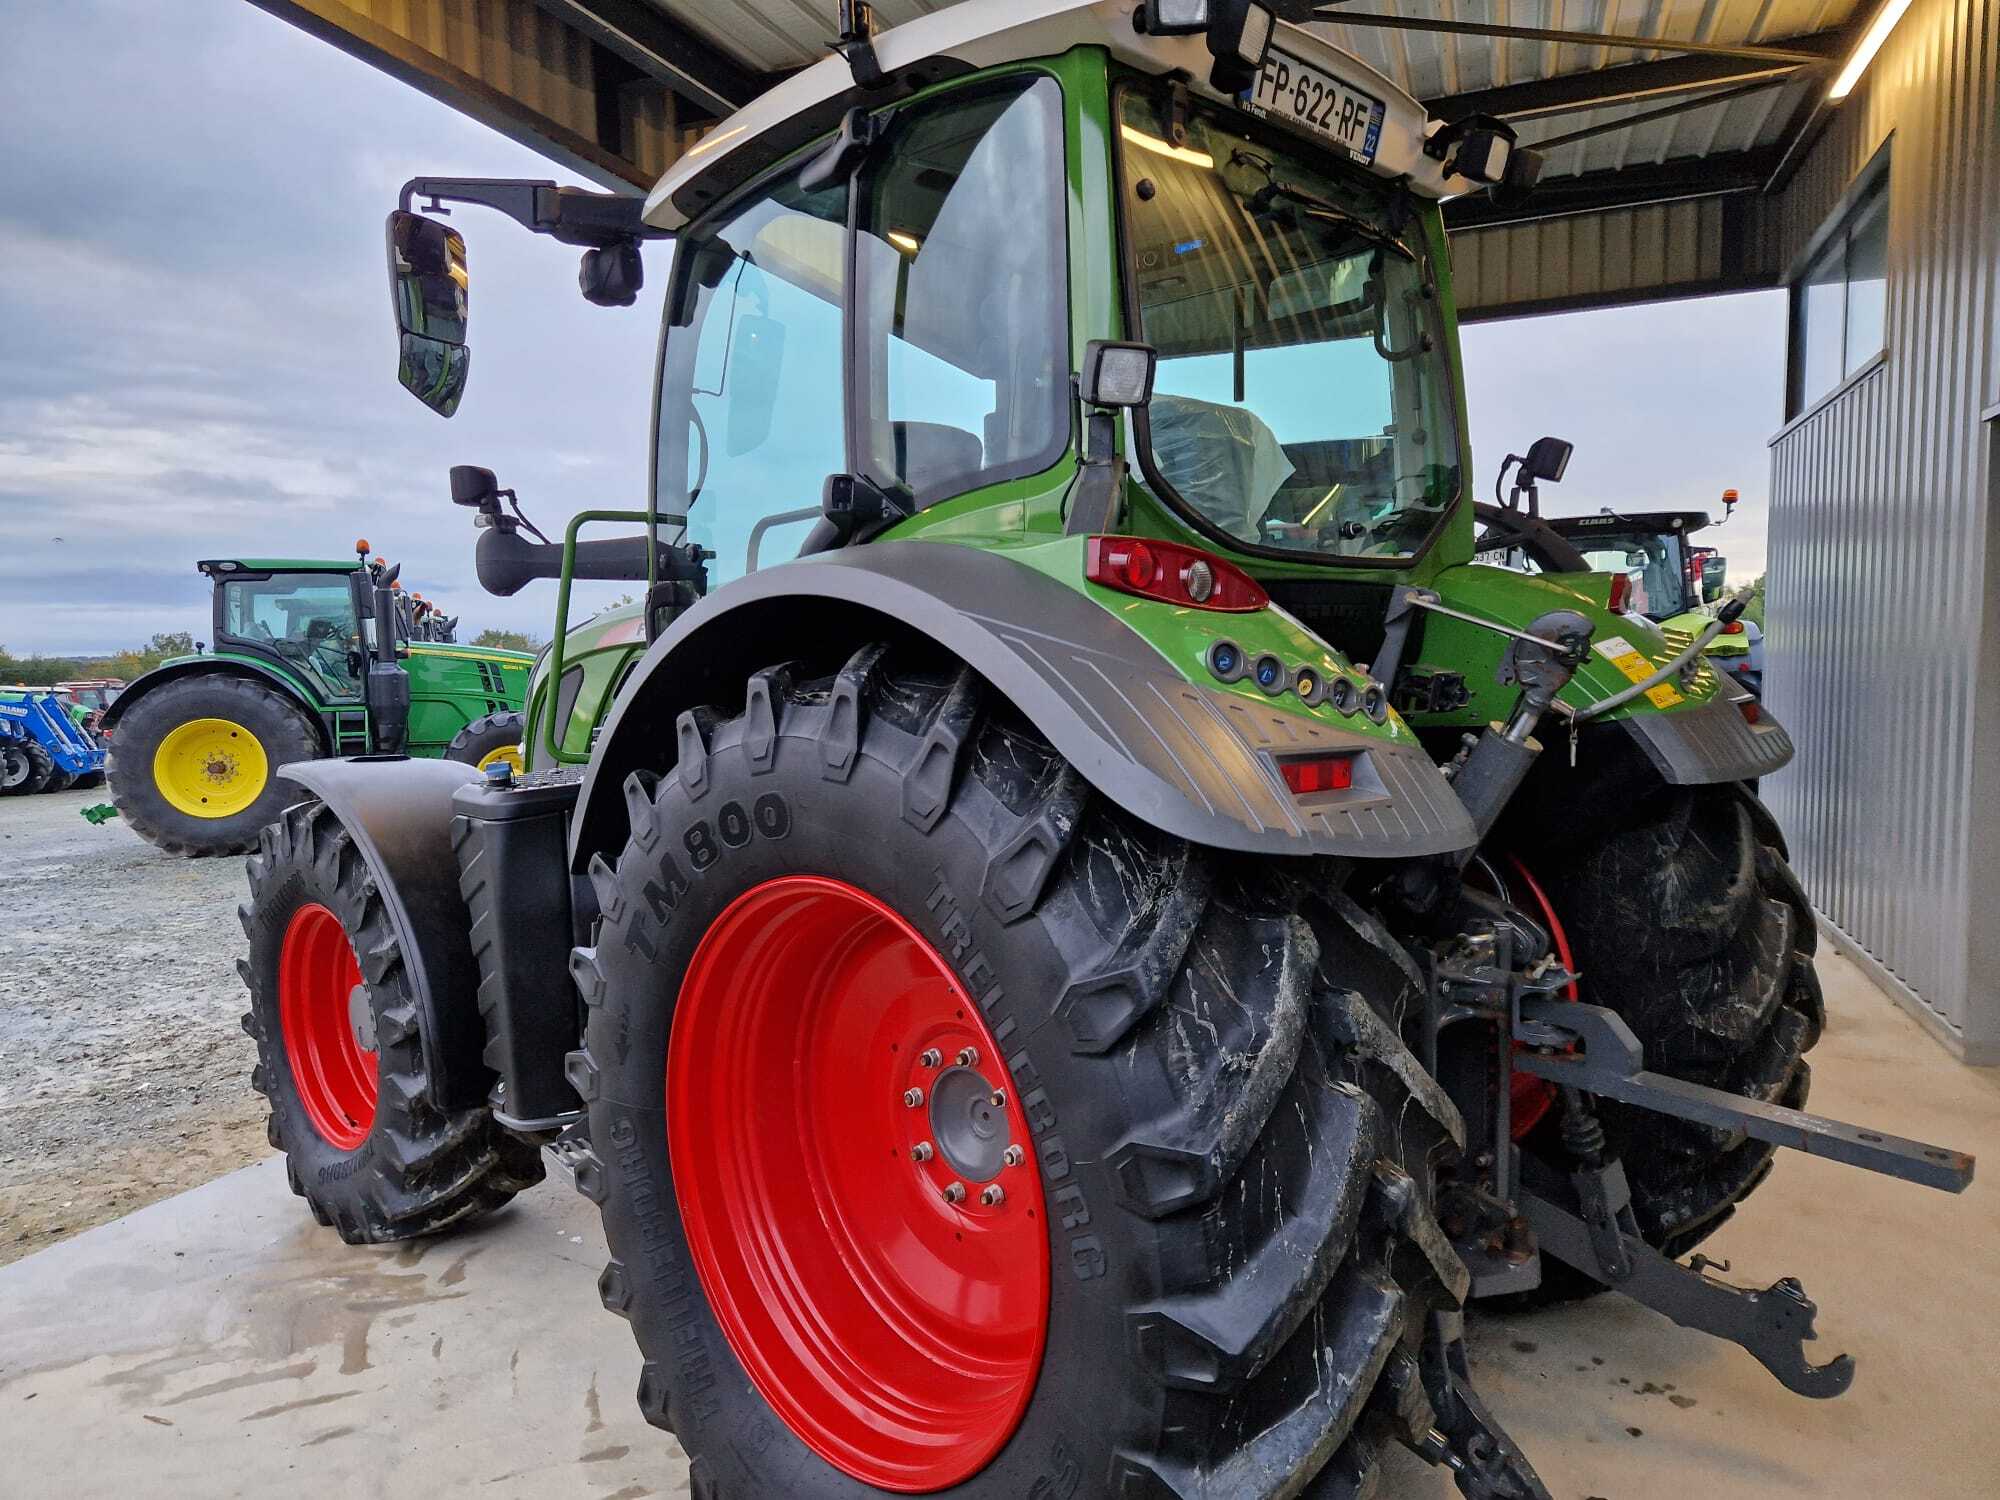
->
[1722,620,1745,634]
[1278,752,1356,795]
[1085,536,1269,612]
[1607,573,1632,613]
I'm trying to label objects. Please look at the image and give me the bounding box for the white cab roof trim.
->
[643,0,1449,230]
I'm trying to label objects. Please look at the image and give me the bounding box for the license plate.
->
[1243,48,1386,165]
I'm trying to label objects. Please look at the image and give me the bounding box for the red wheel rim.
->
[669,876,1050,1493]
[279,902,377,1151]
[1504,856,1579,1139]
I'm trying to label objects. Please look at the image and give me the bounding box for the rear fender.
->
[569,541,1477,871]
[281,756,490,1112]
[103,658,329,750]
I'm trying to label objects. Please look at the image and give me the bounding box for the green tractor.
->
[1477,488,1764,696]
[236,5,1971,1497]
[103,544,532,854]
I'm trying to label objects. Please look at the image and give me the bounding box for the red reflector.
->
[1279,753,1356,795]
[1607,573,1631,613]
[1722,620,1744,634]
[1085,536,1269,613]
[1739,699,1761,725]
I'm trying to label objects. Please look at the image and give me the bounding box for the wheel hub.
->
[154,717,268,818]
[925,1064,1012,1185]
[669,875,1049,1494]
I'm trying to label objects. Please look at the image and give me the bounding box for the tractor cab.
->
[1538,510,1719,623]
[199,558,370,703]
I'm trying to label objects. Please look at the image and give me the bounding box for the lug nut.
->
[981,1185,1006,1207]
[990,1089,1007,1108]
[903,1087,925,1108]
[956,1047,980,1067]
[919,1048,943,1068]
[1003,1145,1026,1168]
[911,1142,934,1163]
[941,1182,966,1204]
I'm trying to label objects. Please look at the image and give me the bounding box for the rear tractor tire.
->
[1520,784,1822,1279]
[110,674,321,855]
[239,799,544,1242]
[446,710,526,776]
[569,649,1535,1498]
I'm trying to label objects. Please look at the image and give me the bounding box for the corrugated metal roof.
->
[637,0,1855,182]
[1307,0,1855,99]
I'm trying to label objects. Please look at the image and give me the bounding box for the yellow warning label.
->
[1592,635,1683,709]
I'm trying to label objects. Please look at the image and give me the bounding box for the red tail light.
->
[1085,536,1268,612]
[1607,573,1632,613]
[1722,620,1744,635]
[1739,698,1761,725]
[1278,752,1357,795]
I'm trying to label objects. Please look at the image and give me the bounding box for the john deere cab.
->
[234,6,1970,1498]
[103,547,531,854]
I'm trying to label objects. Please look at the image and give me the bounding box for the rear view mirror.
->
[386,210,469,417]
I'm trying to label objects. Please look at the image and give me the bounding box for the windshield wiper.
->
[1231,151,1414,260]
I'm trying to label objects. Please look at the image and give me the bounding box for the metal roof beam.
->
[1317,11,1841,66]
[1443,152,1777,229]
[1422,29,1846,121]
[530,0,769,118]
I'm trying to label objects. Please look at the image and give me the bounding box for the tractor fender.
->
[102,657,329,750]
[280,756,491,1112]
[568,540,1476,871]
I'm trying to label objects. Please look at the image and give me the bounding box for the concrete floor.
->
[2,948,1994,1499]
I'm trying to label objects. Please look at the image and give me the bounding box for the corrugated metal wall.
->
[1762,0,2000,1058]
[1453,195,1769,320]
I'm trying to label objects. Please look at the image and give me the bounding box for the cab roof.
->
[197,559,361,575]
[1546,510,1714,537]
[643,0,1450,232]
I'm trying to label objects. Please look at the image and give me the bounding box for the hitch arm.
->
[1515,999,1975,1193]
[1519,1191,1856,1399]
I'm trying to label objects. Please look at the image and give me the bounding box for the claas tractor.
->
[102,543,531,855]
[235,5,1972,1497]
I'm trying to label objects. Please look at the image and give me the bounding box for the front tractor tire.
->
[1526,784,1823,1267]
[3,740,55,796]
[110,674,321,855]
[445,710,526,775]
[239,800,544,1242]
[569,650,1533,1499]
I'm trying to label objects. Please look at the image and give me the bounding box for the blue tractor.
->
[0,690,108,795]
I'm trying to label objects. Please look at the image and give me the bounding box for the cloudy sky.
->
[0,0,1785,658]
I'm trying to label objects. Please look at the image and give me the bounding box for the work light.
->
[1080,340,1158,409]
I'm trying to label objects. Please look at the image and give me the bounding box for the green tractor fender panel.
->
[1426,565,1793,785]
[569,540,1477,870]
[101,655,331,745]
[279,755,492,1113]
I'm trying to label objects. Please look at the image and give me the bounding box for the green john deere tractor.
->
[236,6,1971,1497]
[103,545,531,854]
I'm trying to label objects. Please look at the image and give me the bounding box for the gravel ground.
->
[0,786,268,1266]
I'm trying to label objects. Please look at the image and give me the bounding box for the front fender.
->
[568,541,1476,870]
[281,756,490,1112]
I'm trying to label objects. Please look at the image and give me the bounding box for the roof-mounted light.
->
[1829,0,1914,100]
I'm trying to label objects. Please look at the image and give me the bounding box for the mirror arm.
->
[398,177,668,247]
